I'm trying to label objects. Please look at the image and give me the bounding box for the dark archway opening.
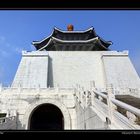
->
[29,104,64,130]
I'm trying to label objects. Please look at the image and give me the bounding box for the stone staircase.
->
[74,84,140,129]
[0,84,140,130]
[0,116,17,130]
[116,95,140,125]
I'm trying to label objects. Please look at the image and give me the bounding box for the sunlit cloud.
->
[0,35,23,57]
[14,47,23,54]
[0,36,11,57]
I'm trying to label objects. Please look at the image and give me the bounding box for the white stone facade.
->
[0,88,76,129]
[102,51,140,89]
[0,50,140,130]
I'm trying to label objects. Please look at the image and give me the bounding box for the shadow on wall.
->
[47,56,54,88]
[17,120,26,130]
[16,113,26,130]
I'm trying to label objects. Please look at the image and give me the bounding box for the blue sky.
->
[0,10,140,86]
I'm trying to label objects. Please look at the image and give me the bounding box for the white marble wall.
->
[102,51,140,89]
[75,101,107,129]
[12,51,49,88]
[11,50,140,90]
[12,51,107,89]
[0,88,76,130]
[48,51,106,89]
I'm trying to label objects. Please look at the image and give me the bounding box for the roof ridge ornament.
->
[67,24,74,31]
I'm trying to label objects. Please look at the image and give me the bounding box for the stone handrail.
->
[93,88,140,116]
[111,98,140,117]
[75,84,140,128]
[93,90,107,100]
[93,87,140,128]
[0,116,16,124]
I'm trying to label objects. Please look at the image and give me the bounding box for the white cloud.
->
[0,35,22,57]
[14,47,22,54]
[0,35,23,85]
[0,35,10,57]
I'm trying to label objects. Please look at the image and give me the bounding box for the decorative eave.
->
[37,37,109,51]
[32,32,52,45]
[38,38,53,51]
[32,26,97,45]
[51,36,111,46]
[52,36,99,43]
[32,26,112,51]
[99,37,113,47]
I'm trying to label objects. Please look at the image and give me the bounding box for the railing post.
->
[85,90,87,108]
[81,87,84,106]
[91,91,96,106]
[98,96,104,102]
[91,82,96,107]
[15,110,19,130]
[74,84,78,96]
[79,86,81,103]
[7,109,10,117]
[36,84,40,93]
[76,84,78,100]
[106,84,117,124]
[18,83,22,93]
[126,111,138,124]
[87,91,91,106]
[90,81,95,91]
[55,84,59,93]
[77,84,80,99]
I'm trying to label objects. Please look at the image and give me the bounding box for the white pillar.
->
[75,84,79,97]
[7,109,10,117]
[90,81,96,106]
[18,83,22,93]
[81,87,85,106]
[55,84,59,93]
[90,81,95,91]
[126,111,138,124]
[106,84,116,124]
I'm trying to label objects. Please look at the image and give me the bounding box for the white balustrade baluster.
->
[126,111,138,124]
[106,84,116,124]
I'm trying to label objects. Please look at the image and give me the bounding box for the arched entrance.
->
[29,104,64,130]
[23,99,71,130]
